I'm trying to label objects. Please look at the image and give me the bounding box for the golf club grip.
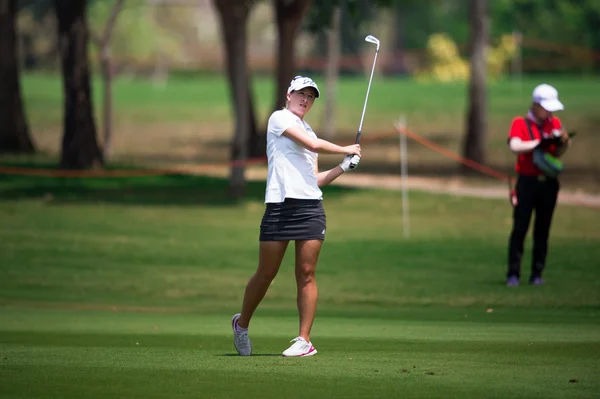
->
[355,131,361,144]
[349,131,361,169]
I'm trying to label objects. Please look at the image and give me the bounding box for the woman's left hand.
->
[340,155,360,172]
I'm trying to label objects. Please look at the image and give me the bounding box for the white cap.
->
[287,76,320,98]
[532,84,564,112]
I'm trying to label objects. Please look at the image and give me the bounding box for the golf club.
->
[350,35,380,169]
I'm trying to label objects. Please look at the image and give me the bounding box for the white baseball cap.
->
[287,76,320,98]
[532,84,564,112]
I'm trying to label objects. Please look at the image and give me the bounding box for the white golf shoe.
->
[231,313,252,356]
[282,337,317,357]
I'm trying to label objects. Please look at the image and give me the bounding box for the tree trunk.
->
[383,2,407,75]
[0,0,35,154]
[246,77,263,158]
[462,0,488,170]
[273,0,313,111]
[99,53,113,160]
[213,0,254,198]
[321,6,341,139]
[94,0,124,161]
[55,0,103,169]
[214,0,263,165]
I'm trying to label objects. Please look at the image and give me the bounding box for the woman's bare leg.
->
[294,239,323,342]
[237,240,289,328]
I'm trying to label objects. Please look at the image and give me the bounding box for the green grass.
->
[19,72,600,192]
[2,308,599,399]
[22,72,600,133]
[1,174,599,398]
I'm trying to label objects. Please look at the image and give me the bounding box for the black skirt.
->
[259,198,326,241]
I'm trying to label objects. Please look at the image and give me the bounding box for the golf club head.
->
[365,35,380,51]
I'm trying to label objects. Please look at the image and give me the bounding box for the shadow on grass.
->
[216,354,282,357]
[0,166,359,207]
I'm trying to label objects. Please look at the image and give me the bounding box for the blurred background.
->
[1,0,600,195]
[2,3,600,396]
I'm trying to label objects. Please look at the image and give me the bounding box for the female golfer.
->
[232,76,361,357]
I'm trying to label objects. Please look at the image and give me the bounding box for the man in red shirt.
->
[506,84,570,286]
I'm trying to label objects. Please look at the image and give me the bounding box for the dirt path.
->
[250,168,600,209]
[330,172,600,209]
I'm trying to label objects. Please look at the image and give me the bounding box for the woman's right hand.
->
[343,144,361,156]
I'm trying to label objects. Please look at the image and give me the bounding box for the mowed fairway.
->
[1,174,599,398]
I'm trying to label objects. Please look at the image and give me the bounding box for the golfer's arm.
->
[283,127,347,155]
[509,137,540,154]
[315,160,345,187]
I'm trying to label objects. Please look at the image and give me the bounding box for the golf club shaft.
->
[355,49,379,144]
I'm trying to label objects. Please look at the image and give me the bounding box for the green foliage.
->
[17,0,103,18]
[416,33,517,82]
[416,33,468,82]
[304,0,372,33]
[489,0,600,71]
[17,0,55,18]
[303,0,421,35]
[88,0,185,66]
[301,0,600,73]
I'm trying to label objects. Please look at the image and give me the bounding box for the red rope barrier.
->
[1,125,598,209]
[394,124,513,183]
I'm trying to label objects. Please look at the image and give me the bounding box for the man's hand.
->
[539,129,572,158]
[340,155,361,172]
[538,130,569,149]
[558,129,570,145]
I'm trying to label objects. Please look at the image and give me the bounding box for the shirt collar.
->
[527,109,550,127]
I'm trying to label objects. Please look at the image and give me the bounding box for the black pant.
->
[508,175,559,281]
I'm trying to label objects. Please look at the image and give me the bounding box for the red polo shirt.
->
[508,115,562,176]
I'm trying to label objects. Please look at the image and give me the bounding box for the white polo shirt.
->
[264,108,323,203]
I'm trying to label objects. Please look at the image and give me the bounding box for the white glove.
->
[339,155,361,172]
